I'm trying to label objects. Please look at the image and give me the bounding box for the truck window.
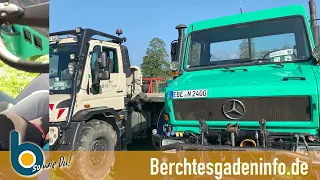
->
[90,45,101,94]
[49,43,78,94]
[210,39,246,62]
[189,41,202,66]
[102,47,119,73]
[49,54,59,76]
[90,45,101,81]
[252,33,296,61]
[187,16,311,69]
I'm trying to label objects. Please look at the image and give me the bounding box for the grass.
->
[0,55,48,98]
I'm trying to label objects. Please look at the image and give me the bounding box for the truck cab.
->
[48,28,164,155]
[49,31,130,122]
[48,28,136,150]
[154,1,320,152]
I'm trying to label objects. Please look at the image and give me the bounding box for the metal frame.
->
[142,77,166,93]
[50,28,126,44]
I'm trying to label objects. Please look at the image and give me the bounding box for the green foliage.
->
[141,38,171,78]
[239,39,256,59]
[0,55,48,98]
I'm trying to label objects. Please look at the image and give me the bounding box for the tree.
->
[239,39,256,59]
[141,38,171,78]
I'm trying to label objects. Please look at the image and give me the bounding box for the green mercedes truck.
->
[153,0,320,153]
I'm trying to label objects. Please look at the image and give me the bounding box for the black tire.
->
[70,120,117,180]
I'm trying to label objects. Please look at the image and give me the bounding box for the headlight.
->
[170,61,179,71]
[49,126,59,146]
[75,27,82,33]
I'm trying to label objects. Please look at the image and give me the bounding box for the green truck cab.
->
[153,1,320,152]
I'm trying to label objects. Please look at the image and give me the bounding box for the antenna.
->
[238,0,243,14]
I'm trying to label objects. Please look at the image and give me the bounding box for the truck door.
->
[88,43,126,110]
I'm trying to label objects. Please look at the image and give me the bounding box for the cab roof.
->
[187,5,310,34]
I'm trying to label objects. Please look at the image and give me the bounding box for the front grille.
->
[172,96,311,121]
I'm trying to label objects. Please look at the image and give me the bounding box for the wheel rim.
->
[89,138,108,166]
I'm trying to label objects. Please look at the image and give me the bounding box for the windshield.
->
[49,43,78,94]
[186,16,311,69]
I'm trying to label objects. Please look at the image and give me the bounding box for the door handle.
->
[116,90,123,93]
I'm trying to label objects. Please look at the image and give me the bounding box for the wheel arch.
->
[72,107,121,140]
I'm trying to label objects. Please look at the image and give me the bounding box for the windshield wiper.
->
[224,68,235,72]
[254,58,284,68]
[224,68,248,72]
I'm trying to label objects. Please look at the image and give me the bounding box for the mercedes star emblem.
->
[222,99,246,120]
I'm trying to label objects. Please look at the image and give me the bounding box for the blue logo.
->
[169,91,174,99]
[10,131,44,177]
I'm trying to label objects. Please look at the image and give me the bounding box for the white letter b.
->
[150,158,159,175]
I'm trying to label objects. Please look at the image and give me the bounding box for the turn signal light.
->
[119,115,125,120]
[164,114,169,121]
[173,71,179,77]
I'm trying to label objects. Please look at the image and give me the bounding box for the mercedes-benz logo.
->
[222,99,246,120]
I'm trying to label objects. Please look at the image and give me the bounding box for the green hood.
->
[168,64,316,95]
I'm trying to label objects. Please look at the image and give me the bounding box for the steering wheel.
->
[0,1,48,73]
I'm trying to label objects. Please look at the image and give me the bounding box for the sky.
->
[50,0,320,67]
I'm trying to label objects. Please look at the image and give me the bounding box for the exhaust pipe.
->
[309,0,319,47]
[175,24,187,70]
[240,139,257,147]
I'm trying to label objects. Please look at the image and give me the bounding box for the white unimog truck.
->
[48,28,164,178]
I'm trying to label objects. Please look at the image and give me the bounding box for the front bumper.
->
[152,134,186,150]
[49,121,85,150]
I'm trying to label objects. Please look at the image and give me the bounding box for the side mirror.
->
[170,40,178,62]
[98,52,108,69]
[97,52,110,80]
[312,45,320,59]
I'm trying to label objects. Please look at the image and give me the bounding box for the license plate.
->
[170,89,208,99]
[54,81,67,87]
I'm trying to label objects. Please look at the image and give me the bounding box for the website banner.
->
[1,150,320,179]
